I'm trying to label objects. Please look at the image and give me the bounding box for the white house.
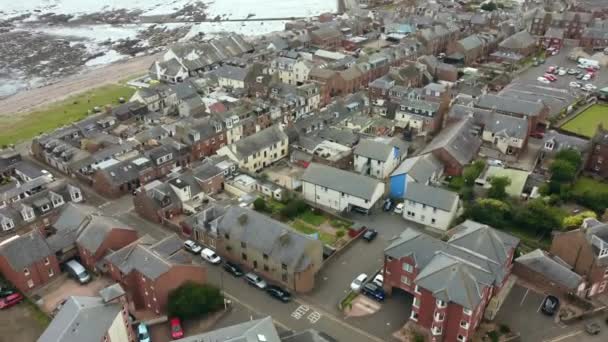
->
[301,163,385,213]
[353,138,408,179]
[389,153,444,198]
[217,125,288,173]
[481,113,528,156]
[401,182,459,231]
[214,65,249,89]
[269,58,313,85]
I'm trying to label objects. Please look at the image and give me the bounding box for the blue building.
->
[389,154,444,199]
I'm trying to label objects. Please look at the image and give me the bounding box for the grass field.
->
[0,84,135,146]
[561,104,608,138]
[572,177,608,196]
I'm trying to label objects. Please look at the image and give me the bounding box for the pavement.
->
[496,283,608,342]
[0,302,47,342]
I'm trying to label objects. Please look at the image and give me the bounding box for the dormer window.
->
[545,141,554,150]
[52,195,64,208]
[1,218,14,231]
[41,204,51,213]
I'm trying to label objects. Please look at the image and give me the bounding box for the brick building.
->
[587,126,608,178]
[104,234,207,314]
[550,219,608,298]
[309,27,343,50]
[383,221,519,342]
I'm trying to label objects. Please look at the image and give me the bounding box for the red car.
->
[0,293,23,309]
[530,131,545,139]
[170,317,184,339]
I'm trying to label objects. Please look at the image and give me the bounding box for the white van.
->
[65,260,91,284]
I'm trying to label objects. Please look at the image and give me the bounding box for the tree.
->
[487,176,511,200]
[481,2,498,11]
[513,199,563,235]
[562,211,597,229]
[168,282,224,320]
[555,148,582,169]
[550,159,577,185]
[463,160,486,186]
[466,198,511,228]
[253,197,267,212]
[280,199,309,219]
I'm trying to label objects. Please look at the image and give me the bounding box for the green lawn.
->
[298,210,326,226]
[572,177,608,196]
[0,84,135,146]
[561,104,608,138]
[291,220,336,246]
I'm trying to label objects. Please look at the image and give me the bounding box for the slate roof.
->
[516,249,582,290]
[545,27,565,38]
[0,230,52,270]
[76,215,132,253]
[301,163,383,200]
[217,207,322,272]
[484,112,529,140]
[231,125,288,159]
[542,130,591,153]
[419,117,481,166]
[385,221,519,309]
[499,30,536,49]
[354,139,394,162]
[282,330,336,342]
[47,203,99,252]
[174,317,280,342]
[38,296,122,342]
[459,35,483,51]
[403,182,458,211]
[391,153,443,182]
[476,94,545,117]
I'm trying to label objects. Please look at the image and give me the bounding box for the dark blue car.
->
[362,282,385,301]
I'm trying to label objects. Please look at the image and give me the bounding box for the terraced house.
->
[383,221,519,342]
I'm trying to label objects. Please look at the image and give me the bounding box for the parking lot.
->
[496,283,608,342]
[32,274,113,314]
[503,46,608,118]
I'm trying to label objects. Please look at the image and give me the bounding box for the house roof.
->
[458,35,483,51]
[76,215,132,253]
[231,125,288,159]
[354,139,395,162]
[301,163,383,200]
[542,130,591,153]
[38,296,122,342]
[545,27,565,38]
[403,182,458,212]
[419,117,482,167]
[281,330,337,342]
[214,65,250,82]
[499,30,536,49]
[476,94,545,117]
[385,221,519,309]
[311,27,343,41]
[391,153,443,182]
[0,230,52,270]
[516,249,582,290]
[47,203,99,252]
[175,317,281,342]
[484,112,529,140]
[218,207,321,272]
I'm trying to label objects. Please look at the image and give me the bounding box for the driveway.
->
[0,302,47,342]
[34,274,113,314]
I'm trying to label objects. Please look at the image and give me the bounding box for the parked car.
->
[266,285,292,302]
[537,76,550,84]
[567,68,578,75]
[382,198,393,211]
[223,261,244,277]
[393,203,404,214]
[576,73,585,80]
[138,323,151,342]
[546,66,556,74]
[0,292,23,309]
[558,68,567,75]
[582,74,592,81]
[569,81,582,88]
[372,274,383,287]
[487,159,504,167]
[0,286,16,299]
[65,260,91,284]
[584,84,597,91]
[362,282,385,301]
[362,229,378,242]
[170,317,184,340]
[183,240,202,254]
[544,74,557,82]
[585,321,601,335]
[201,248,221,264]
[350,273,368,292]
[530,131,545,139]
[540,295,559,316]
[245,272,268,289]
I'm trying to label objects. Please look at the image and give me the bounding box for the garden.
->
[560,104,608,138]
[253,197,352,247]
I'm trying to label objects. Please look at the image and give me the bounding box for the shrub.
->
[487,330,499,342]
[280,199,309,219]
[413,333,425,342]
[562,211,597,229]
[336,230,345,238]
[499,324,511,334]
[253,197,267,212]
[168,282,224,320]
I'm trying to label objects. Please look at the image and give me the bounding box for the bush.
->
[487,330,500,342]
[413,333,425,342]
[481,2,498,11]
[168,282,224,320]
[280,199,309,219]
[563,211,597,229]
[499,324,511,334]
[336,230,345,238]
[466,198,511,229]
[253,197,267,212]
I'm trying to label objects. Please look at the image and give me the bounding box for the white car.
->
[582,74,592,81]
[557,68,567,76]
[201,248,222,264]
[184,240,202,254]
[393,203,404,214]
[584,84,597,91]
[372,274,384,287]
[537,76,550,84]
[569,81,581,88]
[350,273,368,292]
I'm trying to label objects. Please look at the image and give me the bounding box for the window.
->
[242,253,248,260]
[27,279,34,288]
[253,261,258,269]
[402,263,413,273]
[23,268,30,276]
[604,268,608,278]
[241,242,247,248]
[282,273,288,281]
[401,275,411,285]
[281,263,287,270]
[432,326,442,335]
[436,299,447,308]
[463,308,473,315]
[263,254,268,260]
[435,313,444,322]
[264,265,269,271]
[457,335,466,342]
[414,285,421,294]
[48,268,54,277]
[225,233,230,240]
[460,321,470,329]
[44,257,50,265]
[410,311,419,321]
[431,218,436,224]
[599,281,607,293]
[413,297,420,308]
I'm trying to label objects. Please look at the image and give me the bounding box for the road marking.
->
[542,330,582,342]
[291,305,309,319]
[307,311,321,324]
[294,298,384,342]
[520,288,529,306]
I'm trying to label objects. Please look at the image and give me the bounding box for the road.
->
[0,53,159,116]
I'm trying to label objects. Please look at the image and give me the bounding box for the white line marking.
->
[520,288,529,306]
[542,330,582,342]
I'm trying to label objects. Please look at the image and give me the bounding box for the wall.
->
[302,181,384,212]
[106,311,130,342]
[0,255,60,293]
[153,264,207,313]
[389,173,407,199]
